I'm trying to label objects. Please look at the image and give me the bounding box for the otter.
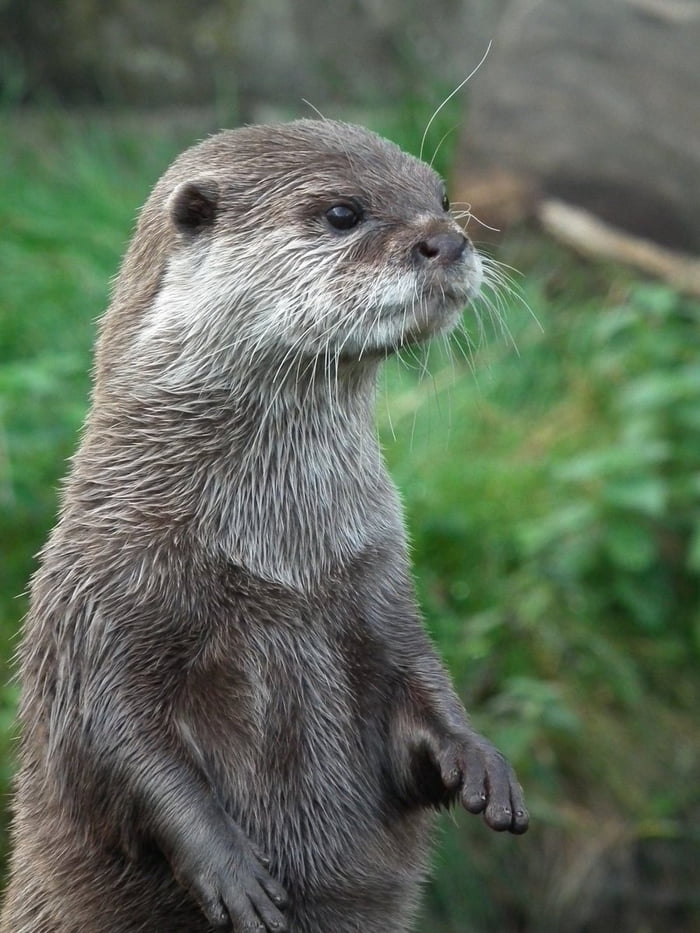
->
[1,119,528,933]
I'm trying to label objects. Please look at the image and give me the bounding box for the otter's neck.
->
[73,359,402,591]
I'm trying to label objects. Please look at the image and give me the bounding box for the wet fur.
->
[1,120,526,933]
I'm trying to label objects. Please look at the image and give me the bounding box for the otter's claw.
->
[436,733,529,835]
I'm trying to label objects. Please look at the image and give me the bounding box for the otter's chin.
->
[367,260,482,352]
[332,294,471,361]
[390,298,468,348]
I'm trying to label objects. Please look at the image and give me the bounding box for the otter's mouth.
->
[385,275,479,325]
[364,292,467,351]
[334,262,481,355]
[381,290,469,321]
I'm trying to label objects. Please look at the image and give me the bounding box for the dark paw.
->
[436,732,529,835]
[172,828,288,931]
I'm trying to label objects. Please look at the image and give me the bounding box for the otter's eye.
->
[441,192,450,212]
[326,203,362,231]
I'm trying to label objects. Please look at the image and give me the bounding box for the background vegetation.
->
[1,107,699,932]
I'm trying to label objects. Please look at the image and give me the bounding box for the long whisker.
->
[419,42,493,162]
[429,124,459,170]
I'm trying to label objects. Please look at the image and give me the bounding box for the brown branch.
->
[538,199,700,299]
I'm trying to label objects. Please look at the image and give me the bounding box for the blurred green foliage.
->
[383,273,700,930]
[1,114,699,931]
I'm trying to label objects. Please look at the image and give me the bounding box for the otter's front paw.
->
[435,732,529,834]
[171,827,288,931]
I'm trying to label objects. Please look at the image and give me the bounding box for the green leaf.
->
[604,518,657,570]
[603,477,667,517]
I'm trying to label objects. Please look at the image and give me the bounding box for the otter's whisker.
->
[419,41,492,161]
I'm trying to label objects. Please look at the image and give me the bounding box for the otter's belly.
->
[184,610,431,898]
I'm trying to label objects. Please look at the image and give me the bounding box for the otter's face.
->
[274,165,482,358]
[139,120,482,374]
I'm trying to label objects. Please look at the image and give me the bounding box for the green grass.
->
[1,112,699,931]
[381,275,700,930]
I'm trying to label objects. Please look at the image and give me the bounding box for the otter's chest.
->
[179,569,429,892]
[254,610,394,770]
[183,585,397,800]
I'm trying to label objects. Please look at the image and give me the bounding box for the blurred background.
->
[1,1,699,930]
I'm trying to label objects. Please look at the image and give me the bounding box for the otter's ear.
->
[169,179,220,235]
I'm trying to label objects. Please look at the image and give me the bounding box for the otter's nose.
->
[415,230,469,265]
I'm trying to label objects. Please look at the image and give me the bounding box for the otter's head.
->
[98,120,482,389]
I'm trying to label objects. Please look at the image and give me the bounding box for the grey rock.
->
[457,0,700,250]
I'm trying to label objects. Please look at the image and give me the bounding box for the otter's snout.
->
[415,230,469,266]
